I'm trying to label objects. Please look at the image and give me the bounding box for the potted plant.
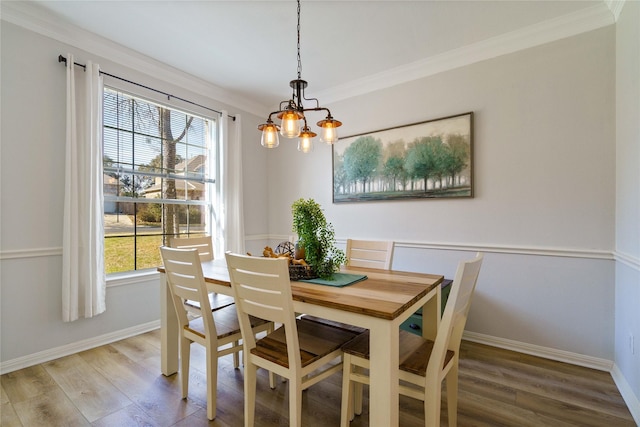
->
[291,198,345,279]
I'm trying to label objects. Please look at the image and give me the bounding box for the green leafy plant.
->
[291,198,345,279]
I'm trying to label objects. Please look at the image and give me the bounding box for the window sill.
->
[106,268,160,288]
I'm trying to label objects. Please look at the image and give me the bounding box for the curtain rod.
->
[58,55,235,121]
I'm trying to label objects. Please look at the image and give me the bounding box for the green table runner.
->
[299,273,367,287]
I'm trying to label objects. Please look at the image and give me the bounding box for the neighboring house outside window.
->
[103,88,217,275]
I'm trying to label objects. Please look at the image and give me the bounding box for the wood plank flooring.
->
[1,329,635,426]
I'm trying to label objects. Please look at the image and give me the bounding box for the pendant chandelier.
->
[258,0,342,153]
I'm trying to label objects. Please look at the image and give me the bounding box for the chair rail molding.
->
[1,240,627,264]
[615,250,640,271]
[0,247,62,260]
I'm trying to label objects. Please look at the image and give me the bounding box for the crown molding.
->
[0,1,268,117]
[605,0,627,21]
[316,3,616,105]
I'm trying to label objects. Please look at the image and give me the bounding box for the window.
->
[103,88,217,274]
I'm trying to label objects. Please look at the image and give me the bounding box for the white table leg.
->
[160,272,179,376]
[422,287,441,340]
[368,318,400,427]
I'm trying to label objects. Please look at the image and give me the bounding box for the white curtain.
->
[220,112,245,254]
[62,54,106,322]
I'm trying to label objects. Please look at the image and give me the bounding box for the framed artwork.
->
[332,112,473,203]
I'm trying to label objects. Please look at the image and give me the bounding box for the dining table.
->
[158,258,443,427]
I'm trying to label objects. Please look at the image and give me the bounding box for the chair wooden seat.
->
[253,319,358,368]
[186,305,270,340]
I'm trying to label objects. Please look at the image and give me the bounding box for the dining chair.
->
[340,252,484,427]
[225,252,359,427]
[169,236,235,312]
[160,246,273,421]
[345,239,394,270]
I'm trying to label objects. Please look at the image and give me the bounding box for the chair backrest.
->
[169,236,214,261]
[225,252,302,370]
[160,246,216,335]
[346,239,394,270]
[427,252,483,380]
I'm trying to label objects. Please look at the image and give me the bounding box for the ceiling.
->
[12,1,613,113]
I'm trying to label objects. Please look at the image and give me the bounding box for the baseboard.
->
[463,330,614,372]
[611,364,640,425]
[0,320,160,375]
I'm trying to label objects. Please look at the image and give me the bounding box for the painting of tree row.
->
[333,112,473,203]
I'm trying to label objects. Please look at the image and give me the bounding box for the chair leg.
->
[269,371,276,389]
[354,375,363,415]
[446,364,459,427]
[289,376,303,427]
[180,337,191,399]
[348,362,363,416]
[244,363,257,427]
[424,381,442,427]
[206,344,218,420]
[233,340,240,368]
[340,354,355,427]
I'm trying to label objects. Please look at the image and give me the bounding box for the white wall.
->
[614,0,640,415]
[0,21,267,368]
[266,26,618,362]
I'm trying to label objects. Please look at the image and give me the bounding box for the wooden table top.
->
[159,260,443,321]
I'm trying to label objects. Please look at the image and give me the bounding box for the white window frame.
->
[102,85,220,277]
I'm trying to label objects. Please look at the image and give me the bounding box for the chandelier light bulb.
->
[298,137,313,153]
[279,110,302,138]
[298,126,316,153]
[317,117,342,144]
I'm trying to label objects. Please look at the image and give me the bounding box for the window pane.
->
[163,177,205,201]
[104,235,134,274]
[176,203,206,234]
[136,235,163,270]
[133,100,159,136]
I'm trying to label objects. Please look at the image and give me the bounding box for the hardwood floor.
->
[1,329,635,426]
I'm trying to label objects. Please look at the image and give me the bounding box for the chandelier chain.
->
[296,0,302,79]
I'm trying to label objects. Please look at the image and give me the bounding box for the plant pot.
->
[294,241,306,260]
